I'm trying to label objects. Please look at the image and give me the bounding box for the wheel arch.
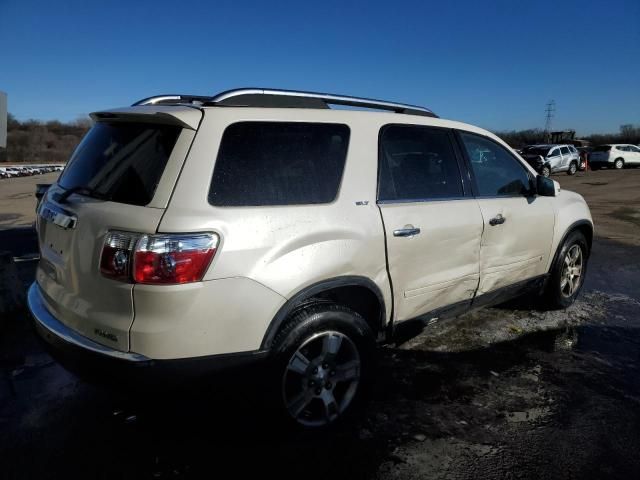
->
[549,220,594,272]
[261,276,387,351]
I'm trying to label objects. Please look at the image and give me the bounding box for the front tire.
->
[271,303,374,428]
[614,158,624,169]
[544,231,588,309]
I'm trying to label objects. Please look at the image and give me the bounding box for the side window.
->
[459,131,531,197]
[209,122,349,206]
[550,149,560,157]
[629,146,640,152]
[378,125,463,202]
[561,146,570,155]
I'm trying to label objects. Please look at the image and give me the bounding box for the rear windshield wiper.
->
[56,185,106,204]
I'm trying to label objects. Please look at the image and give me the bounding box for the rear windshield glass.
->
[58,122,181,206]
[593,145,612,152]
[209,122,350,206]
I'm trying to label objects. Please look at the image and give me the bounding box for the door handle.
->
[393,226,421,237]
[489,214,506,226]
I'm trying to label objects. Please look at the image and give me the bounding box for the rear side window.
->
[378,125,463,202]
[561,146,570,155]
[594,145,612,152]
[59,122,181,206]
[209,122,349,206]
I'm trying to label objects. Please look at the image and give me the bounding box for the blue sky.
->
[0,0,638,135]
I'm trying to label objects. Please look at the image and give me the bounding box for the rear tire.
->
[567,161,577,175]
[614,158,624,169]
[270,303,375,428]
[544,230,588,309]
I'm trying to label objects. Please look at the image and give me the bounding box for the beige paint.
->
[379,199,483,321]
[33,103,593,361]
[475,196,555,294]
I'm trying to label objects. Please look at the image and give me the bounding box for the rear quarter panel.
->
[156,109,393,338]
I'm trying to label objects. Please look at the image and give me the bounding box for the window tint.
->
[58,122,181,206]
[561,146,570,155]
[459,132,531,197]
[209,122,349,206]
[378,125,463,201]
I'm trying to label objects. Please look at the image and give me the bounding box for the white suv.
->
[521,144,581,177]
[29,88,593,427]
[590,144,640,169]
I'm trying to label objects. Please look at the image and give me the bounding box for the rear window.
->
[58,122,181,206]
[594,145,612,152]
[209,122,350,206]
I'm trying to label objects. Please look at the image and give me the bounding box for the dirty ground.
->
[1,169,640,479]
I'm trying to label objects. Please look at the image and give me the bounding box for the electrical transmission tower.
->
[544,100,555,142]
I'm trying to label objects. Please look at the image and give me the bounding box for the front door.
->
[457,131,555,295]
[377,125,484,322]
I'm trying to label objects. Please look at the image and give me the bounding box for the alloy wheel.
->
[282,331,361,427]
[560,244,583,298]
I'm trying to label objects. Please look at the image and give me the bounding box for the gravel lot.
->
[1,168,639,479]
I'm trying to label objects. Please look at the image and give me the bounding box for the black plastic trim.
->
[260,276,387,350]
[392,274,547,344]
[549,220,594,270]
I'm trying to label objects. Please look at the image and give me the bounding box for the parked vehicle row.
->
[0,164,64,179]
[517,143,640,176]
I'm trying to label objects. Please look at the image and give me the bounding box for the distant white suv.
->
[521,144,581,177]
[589,144,640,169]
[29,88,593,427]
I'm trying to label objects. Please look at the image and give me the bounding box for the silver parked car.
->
[521,144,581,177]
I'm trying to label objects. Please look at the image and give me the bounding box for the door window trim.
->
[376,124,472,205]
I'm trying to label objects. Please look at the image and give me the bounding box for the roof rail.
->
[132,94,212,106]
[131,88,438,118]
[208,88,437,117]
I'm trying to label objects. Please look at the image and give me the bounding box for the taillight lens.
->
[100,231,218,285]
[134,233,217,284]
[100,231,140,281]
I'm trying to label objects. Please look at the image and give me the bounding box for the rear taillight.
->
[100,231,218,285]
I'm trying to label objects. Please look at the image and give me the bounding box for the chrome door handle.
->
[393,226,421,237]
[489,214,506,226]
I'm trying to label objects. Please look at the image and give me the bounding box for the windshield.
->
[58,122,181,206]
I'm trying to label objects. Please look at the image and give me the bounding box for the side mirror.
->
[536,175,556,197]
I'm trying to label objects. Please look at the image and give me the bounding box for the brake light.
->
[100,231,218,285]
[100,231,139,282]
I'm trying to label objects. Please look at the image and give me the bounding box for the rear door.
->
[457,131,555,295]
[560,146,571,170]
[36,114,198,351]
[377,125,483,322]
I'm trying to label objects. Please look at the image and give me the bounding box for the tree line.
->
[0,113,91,164]
[0,114,638,164]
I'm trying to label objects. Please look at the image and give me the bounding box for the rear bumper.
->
[28,283,268,388]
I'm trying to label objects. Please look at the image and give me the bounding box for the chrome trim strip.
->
[210,88,437,117]
[28,283,150,362]
[133,95,182,106]
[38,202,77,230]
